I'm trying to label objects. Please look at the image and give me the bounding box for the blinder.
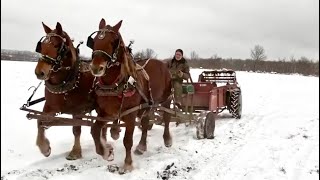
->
[35,33,69,67]
[35,36,46,53]
[86,31,98,50]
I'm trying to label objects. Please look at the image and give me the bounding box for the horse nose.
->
[35,70,45,79]
[90,63,105,75]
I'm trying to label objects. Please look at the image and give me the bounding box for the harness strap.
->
[135,85,149,103]
[119,93,173,118]
[97,75,124,90]
[135,59,154,104]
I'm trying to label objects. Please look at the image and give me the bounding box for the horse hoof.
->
[134,148,144,155]
[119,164,133,174]
[106,155,114,161]
[164,139,172,147]
[111,133,120,140]
[110,128,121,140]
[134,144,146,155]
[43,147,51,157]
[102,145,114,161]
[165,144,172,148]
[66,153,82,160]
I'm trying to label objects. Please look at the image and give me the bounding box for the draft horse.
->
[88,18,173,172]
[34,22,101,160]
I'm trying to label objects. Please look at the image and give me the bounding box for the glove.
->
[177,70,184,78]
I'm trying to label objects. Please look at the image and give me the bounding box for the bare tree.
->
[250,45,267,61]
[251,45,267,71]
[190,50,199,60]
[210,53,220,60]
[145,48,157,59]
[133,51,143,59]
[133,48,157,59]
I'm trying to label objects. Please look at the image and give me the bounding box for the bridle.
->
[36,32,82,95]
[87,28,122,66]
[36,32,70,72]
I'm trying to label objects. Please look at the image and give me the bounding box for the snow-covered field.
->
[1,60,319,180]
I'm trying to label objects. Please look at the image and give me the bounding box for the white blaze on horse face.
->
[90,61,107,77]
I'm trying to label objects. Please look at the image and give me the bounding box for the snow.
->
[1,61,319,180]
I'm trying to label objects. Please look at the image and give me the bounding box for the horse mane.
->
[119,37,144,88]
[63,32,77,65]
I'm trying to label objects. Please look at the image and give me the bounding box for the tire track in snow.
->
[188,94,274,179]
[1,158,106,180]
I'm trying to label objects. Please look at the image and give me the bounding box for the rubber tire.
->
[204,112,215,139]
[229,88,242,119]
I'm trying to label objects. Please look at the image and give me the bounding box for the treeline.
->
[186,57,319,76]
[2,49,318,76]
[1,49,39,61]
[1,49,90,62]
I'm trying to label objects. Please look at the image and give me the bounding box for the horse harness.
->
[87,27,154,104]
[94,59,154,105]
[36,32,95,100]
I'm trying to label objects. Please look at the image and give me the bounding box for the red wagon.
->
[151,69,242,139]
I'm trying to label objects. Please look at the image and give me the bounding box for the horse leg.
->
[134,114,149,155]
[120,115,136,173]
[162,102,172,147]
[91,120,105,156]
[110,120,121,140]
[66,125,82,160]
[36,105,52,157]
[101,125,114,161]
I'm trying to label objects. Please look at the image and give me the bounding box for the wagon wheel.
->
[204,112,215,139]
[196,111,216,139]
[229,88,242,119]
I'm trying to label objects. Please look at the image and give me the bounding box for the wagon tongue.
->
[199,69,236,84]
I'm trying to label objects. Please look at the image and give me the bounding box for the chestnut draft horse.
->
[87,18,173,172]
[34,22,103,160]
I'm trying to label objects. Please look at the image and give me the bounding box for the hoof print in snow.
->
[157,163,195,179]
[279,167,286,174]
[183,166,194,172]
[107,164,120,173]
[309,169,319,174]
[68,165,79,171]
[287,134,296,139]
[302,134,309,139]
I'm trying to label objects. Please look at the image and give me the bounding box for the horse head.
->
[35,22,77,80]
[88,19,138,78]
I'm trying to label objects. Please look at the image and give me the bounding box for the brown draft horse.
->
[88,18,173,173]
[34,22,101,160]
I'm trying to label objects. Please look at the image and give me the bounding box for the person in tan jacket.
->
[167,49,190,107]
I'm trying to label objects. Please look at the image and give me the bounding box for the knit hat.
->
[175,49,183,55]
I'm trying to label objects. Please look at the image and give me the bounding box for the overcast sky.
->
[1,0,319,60]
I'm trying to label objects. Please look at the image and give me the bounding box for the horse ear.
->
[56,22,63,35]
[42,22,52,34]
[113,20,122,32]
[99,18,106,29]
